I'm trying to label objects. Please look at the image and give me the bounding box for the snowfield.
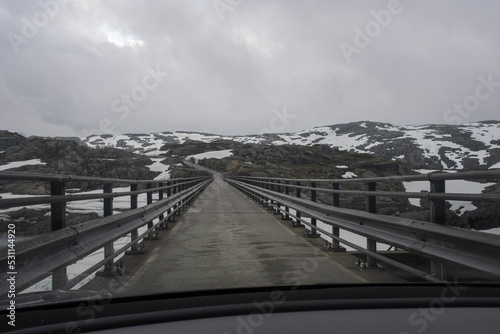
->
[146,157,171,180]
[0,159,46,171]
[186,149,233,163]
[403,169,495,215]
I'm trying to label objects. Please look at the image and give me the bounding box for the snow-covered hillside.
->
[83,121,500,170]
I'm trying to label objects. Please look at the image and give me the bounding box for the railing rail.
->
[0,171,212,295]
[0,176,209,209]
[0,171,204,184]
[234,170,500,183]
[225,170,500,282]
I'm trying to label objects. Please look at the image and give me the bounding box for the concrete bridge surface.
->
[92,176,401,296]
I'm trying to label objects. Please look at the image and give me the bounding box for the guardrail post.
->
[430,179,447,279]
[126,184,143,255]
[186,179,194,205]
[366,182,376,213]
[430,180,446,225]
[145,183,158,240]
[98,183,115,276]
[175,180,182,216]
[307,182,320,237]
[267,179,275,212]
[283,181,291,220]
[50,181,66,231]
[158,182,167,229]
[167,181,174,222]
[181,180,185,208]
[258,178,265,206]
[250,178,257,201]
[333,182,340,207]
[366,182,377,268]
[179,181,185,211]
[293,181,302,227]
[273,180,281,215]
[260,178,265,205]
[327,182,345,252]
[50,180,67,289]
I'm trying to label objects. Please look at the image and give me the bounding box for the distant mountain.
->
[2,122,500,231]
[83,121,500,170]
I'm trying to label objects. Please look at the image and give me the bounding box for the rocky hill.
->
[0,133,159,195]
[161,139,499,230]
[83,121,500,171]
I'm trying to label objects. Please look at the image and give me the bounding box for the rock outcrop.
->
[0,136,158,195]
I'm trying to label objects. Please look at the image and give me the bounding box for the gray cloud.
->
[1,0,499,137]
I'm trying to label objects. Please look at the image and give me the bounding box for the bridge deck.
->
[112,175,370,296]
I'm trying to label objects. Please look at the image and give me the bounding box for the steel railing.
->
[0,171,212,295]
[225,170,500,282]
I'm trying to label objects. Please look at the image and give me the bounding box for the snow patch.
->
[186,149,233,163]
[403,179,495,214]
[341,172,357,179]
[0,159,46,171]
[489,162,500,169]
[477,227,500,235]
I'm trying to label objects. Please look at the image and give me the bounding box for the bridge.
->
[1,168,500,298]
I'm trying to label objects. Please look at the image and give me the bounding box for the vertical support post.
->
[102,183,114,273]
[50,181,66,231]
[50,181,67,289]
[332,182,340,208]
[173,180,181,216]
[177,181,183,214]
[131,184,138,209]
[293,181,302,227]
[430,180,446,225]
[430,179,446,279]
[274,180,281,215]
[366,182,377,268]
[127,183,141,254]
[283,181,291,220]
[366,182,376,213]
[146,183,155,239]
[258,179,266,206]
[330,182,342,250]
[158,182,166,229]
[146,183,153,205]
[260,179,266,205]
[308,182,319,237]
[167,181,174,222]
[267,179,275,211]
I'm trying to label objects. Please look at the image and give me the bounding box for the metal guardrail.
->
[225,170,500,282]
[0,171,212,295]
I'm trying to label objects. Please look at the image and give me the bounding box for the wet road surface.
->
[120,176,365,295]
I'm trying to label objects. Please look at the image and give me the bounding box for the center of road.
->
[120,175,365,295]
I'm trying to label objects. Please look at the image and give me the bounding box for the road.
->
[120,175,365,296]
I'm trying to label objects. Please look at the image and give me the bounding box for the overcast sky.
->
[1,0,499,137]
